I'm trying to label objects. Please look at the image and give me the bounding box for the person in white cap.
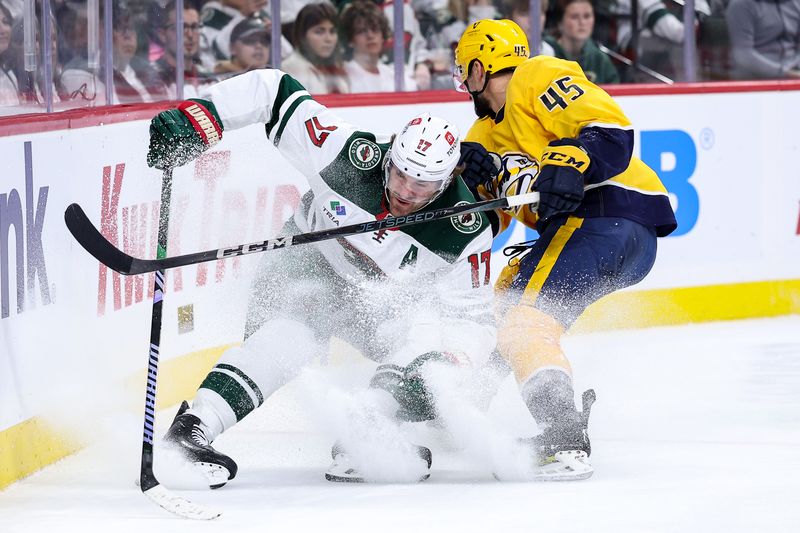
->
[146,69,496,486]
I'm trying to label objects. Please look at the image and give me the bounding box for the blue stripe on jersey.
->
[578,126,634,184]
[575,186,677,237]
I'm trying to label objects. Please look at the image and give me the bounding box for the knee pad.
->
[497,305,571,384]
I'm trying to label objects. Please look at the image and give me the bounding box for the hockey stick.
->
[65,191,540,276]
[598,44,674,85]
[137,168,221,520]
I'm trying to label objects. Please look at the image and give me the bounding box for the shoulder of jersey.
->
[508,56,585,106]
[466,116,494,142]
[201,7,233,30]
[512,56,582,87]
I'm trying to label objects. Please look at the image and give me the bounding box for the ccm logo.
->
[217,237,292,258]
[543,152,586,169]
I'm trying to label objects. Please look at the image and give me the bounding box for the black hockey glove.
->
[458,141,501,193]
[533,138,589,224]
[147,98,224,170]
[369,351,460,422]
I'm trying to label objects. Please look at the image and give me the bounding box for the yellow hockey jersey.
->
[466,55,677,237]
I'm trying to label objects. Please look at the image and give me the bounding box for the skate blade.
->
[192,461,232,489]
[143,484,221,520]
[325,457,366,483]
[325,472,431,483]
[533,450,593,482]
[493,450,593,482]
[325,472,366,483]
[325,462,430,484]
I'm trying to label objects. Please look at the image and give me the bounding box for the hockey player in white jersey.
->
[146,69,496,486]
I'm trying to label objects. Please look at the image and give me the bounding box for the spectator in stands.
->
[55,0,86,67]
[128,0,160,57]
[200,0,292,70]
[508,0,555,55]
[378,0,434,89]
[7,9,65,106]
[726,0,800,79]
[0,1,18,107]
[109,6,169,102]
[153,0,211,96]
[281,0,330,42]
[0,0,21,21]
[608,0,711,82]
[282,2,349,93]
[61,4,167,104]
[340,0,416,92]
[213,16,271,76]
[415,0,506,89]
[546,0,620,83]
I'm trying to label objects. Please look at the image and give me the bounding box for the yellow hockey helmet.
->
[453,19,530,88]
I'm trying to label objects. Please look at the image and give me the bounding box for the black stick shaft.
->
[64,191,539,276]
[139,168,173,492]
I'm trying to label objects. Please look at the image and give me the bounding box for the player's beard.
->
[472,92,495,120]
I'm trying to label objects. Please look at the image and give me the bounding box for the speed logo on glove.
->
[496,153,540,216]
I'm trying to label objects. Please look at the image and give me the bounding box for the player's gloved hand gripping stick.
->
[458,141,501,192]
[533,138,589,223]
[147,99,223,170]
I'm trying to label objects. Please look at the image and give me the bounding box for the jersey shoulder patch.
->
[403,180,489,262]
[318,131,390,214]
[347,138,382,170]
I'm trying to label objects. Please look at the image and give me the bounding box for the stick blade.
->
[143,484,221,520]
[64,203,136,274]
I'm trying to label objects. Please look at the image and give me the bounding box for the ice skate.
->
[163,401,238,489]
[527,389,596,481]
[325,442,432,483]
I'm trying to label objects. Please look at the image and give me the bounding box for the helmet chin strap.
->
[468,72,490,99]
[466,64,495,120]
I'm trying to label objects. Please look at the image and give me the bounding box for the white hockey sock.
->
[187,389,237,442]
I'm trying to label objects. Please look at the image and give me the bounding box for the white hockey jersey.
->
[200,69,496,366]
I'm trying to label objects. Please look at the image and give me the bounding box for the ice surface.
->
[2,317,799,533]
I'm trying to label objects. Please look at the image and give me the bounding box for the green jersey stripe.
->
[274,95,313,146]
[199,370,255,421]
[265,74,308,138]
[216,363,264,406]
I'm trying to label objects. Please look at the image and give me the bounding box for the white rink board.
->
[0,122,308,431]
[1,88,800,432]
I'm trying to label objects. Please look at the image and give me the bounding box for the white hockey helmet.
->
[384,113,461,206]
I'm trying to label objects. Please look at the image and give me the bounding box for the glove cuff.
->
[542,139,590,173]
[178,99,223,147]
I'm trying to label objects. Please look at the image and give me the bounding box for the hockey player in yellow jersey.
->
[454,19,677,480]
